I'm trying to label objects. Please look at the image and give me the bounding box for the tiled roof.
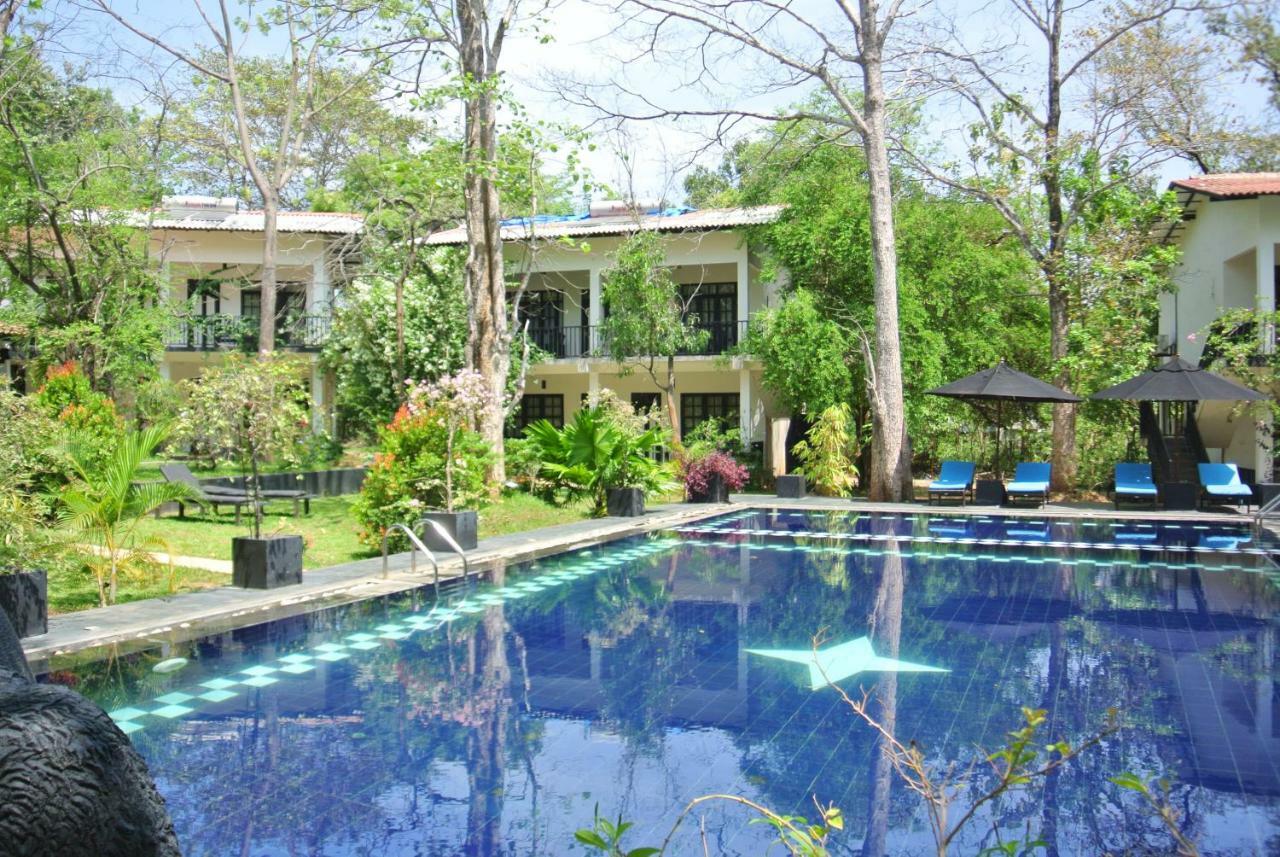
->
[146,210,364,234]
[1168,173,1280,199]
[424,204,785,246]
[0,320,29,336]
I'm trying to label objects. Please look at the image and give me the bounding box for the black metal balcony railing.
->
[528,320,749,359]
[165,313,331,352]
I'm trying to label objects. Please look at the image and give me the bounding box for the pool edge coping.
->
[26,502,734,665]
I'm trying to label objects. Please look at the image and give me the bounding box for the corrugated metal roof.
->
[424,204,785,245]
[1168,173,1280,199]
[147,210,364,234]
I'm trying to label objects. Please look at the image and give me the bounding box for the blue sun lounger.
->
[1198,463,1254,511]
[927,461,976,505]
[1114,463,1159,509]
[1005,462,1050,507]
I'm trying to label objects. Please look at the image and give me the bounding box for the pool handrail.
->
[381,523,440,591]
[1253,491,1280,533]
[418,517,472,582]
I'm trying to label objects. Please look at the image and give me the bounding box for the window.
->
[680,393,739,439]
[509,394,564,437]
[679,282,737,353]
[519,290,564,357]
[241,284,306,345]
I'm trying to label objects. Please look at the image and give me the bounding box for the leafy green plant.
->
[34,361,124,477]
[58,424,195,606]
[574,806,659,857]
[792,404,858,497]
[523,404,674,516]
[1110,773,1200,856]
[175,354,312,536]
[354,400,493,547]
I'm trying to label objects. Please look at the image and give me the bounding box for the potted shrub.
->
[523,397,674,518]
[408,371,493,550]
[178,355,310,589]
[355,371,493,553]
[684,451,749,503]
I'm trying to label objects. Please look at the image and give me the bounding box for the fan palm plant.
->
[524,406,673,516]
[59,424,196,607]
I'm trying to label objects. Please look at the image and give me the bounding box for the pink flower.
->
[1186,332,1197,342]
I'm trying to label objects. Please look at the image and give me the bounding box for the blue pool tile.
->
[150,703,193,719]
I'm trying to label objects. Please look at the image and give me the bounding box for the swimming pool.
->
[46,509,1280,855]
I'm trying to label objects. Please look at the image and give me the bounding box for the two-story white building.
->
[1160,173,1279,478]
[426,204,787,448]
[150,197,363,432]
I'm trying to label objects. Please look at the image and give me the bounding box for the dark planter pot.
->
[0,569,47,638]
[690,474,730,503]
[776,474,807,499]
[232,535,304,589]
[606,487,645,517]
[421,510,478,551]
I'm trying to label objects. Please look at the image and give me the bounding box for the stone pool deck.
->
[26,494,1260,667]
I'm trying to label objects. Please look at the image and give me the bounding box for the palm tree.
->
[60,424,195,606]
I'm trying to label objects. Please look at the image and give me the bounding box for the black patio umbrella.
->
[1090,356,1268,402]
[928,361,1082,478]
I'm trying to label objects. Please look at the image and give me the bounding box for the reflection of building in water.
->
[513,543,766,729]
[932,565,1280,799]
[1095,569,1279,797]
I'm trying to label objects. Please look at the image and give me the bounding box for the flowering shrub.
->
[682,451,749,497]
[354,372,494,547]
[34,361,122,477]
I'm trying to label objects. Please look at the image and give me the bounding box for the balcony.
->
[528,320,748,359]
[165,313,331,352]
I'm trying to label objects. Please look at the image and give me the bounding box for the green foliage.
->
[0,385,72,501]
[521,402,674,516]
[322,248,468,436]
[741,289,853,416]
[730,117,1048,471]
[793,405,859,497]
[173,354,312,536]
[0,45,168,401]
[33,361,124,477]
[574,806,660,857]
[354,404,493,547]
[1210,2,1280,112]
[600,232,708,440]
[58,424,195,606]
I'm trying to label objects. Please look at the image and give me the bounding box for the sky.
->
[40,0,1276,208]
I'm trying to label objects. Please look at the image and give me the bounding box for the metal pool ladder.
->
[1252,492,1280,534]
[417,517,472,582]
[380,524,440,590]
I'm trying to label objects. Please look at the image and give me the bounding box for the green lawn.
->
[48,562,229,615]
[132,492,604,570]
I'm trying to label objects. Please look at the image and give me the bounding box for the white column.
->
[311,252,332,314]
[1256,239,1275,479]
[588,266,602,355]
[739,368,752,441]
[736,248,750,339]
[588,371,600,398]
[310,362,326,434]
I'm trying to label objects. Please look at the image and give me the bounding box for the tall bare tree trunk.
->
[259,195,279,353]
[861,5,911,502]
[458,0,508,487]
[1044,0,1075,493]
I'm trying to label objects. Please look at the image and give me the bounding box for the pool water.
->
[47,510,1280,855]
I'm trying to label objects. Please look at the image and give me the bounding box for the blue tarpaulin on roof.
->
[499,206,696,228]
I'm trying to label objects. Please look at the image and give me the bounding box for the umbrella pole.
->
[995,400,1003,481]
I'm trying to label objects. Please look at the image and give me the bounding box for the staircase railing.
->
[1184,405,1210,466]
[1139,402,1172,484]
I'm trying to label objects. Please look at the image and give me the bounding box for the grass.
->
[47,561,228,615]
[132,492,605,570]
